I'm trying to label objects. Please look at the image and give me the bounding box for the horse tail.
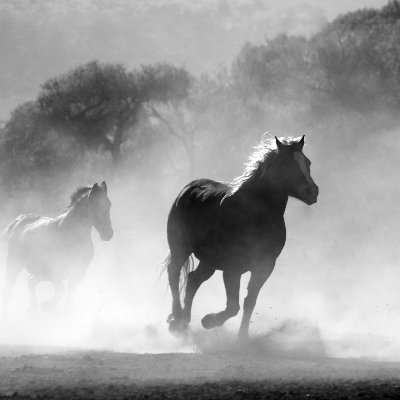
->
[159,253,171,278]
[179,255,195,294]
[159,252,195,294]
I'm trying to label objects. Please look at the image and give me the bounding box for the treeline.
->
[233,0,400,128]
[1,1,400,214]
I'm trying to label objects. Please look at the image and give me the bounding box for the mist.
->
[0,0,400,367]
[0,0,388,120]
[1,126,399,361]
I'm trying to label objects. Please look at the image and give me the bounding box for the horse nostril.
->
[304,185,318,200]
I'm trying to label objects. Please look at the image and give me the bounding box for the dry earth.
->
[0,345,400,399]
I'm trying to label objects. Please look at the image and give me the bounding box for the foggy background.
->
[0,0,399,360]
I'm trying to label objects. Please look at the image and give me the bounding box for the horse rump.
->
[1,214,41,241]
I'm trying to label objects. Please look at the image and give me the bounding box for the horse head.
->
[273,135,319,205]
[88,181,114,241]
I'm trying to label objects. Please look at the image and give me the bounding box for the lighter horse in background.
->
[2,181,113,316]
[163,136,319,339]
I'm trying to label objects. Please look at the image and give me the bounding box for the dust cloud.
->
[0,0,399,364]
[0,127,399,361]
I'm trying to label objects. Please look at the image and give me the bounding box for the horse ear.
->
[275,136,285,151]
[295,135,305,150]
[101,181,107,193]
[89,183,99,197]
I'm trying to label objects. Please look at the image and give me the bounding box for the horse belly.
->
[217,220,286,270]
[21,232,94,281]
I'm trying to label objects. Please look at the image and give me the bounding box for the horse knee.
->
[243,293,260,314]
[226,303,240,317]
[187,270,196,282]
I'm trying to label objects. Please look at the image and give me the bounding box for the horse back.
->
[5,214,55,255]
[6,213,93,279]
[168,179,229,250]
[4,214,44,240]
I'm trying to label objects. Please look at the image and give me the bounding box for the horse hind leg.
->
[165,250,191,332]
[27,276,39,314]
[2,253,22,320]
[182,261,215,324]
[41,280,65,312]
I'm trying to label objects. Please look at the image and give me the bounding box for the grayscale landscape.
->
[0,0,399,398]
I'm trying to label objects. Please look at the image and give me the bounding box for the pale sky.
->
[0,0,391,119]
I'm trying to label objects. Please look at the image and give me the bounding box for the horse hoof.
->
[201,313,218,329]
[167,314,174,324]
[168,318,188,335]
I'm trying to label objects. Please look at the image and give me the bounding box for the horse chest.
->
[193,212,286,269]
[224,216,285,261]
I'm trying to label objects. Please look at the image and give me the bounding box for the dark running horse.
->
[163,136,319,339]
[2,182,113,316]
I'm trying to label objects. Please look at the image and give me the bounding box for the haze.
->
[0,0,399,363]
[0,0,388,120]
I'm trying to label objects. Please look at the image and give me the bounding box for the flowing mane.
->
[67,186,91,209]
[229,136,297,195]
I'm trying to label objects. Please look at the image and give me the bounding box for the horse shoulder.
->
[220,195,287,263]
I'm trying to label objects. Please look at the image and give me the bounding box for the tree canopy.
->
[37,61,192,164]
[2,1,400,211]
[233,1,400,114]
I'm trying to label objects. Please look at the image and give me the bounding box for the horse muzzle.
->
[100,229,114,241]
[297,183,319,205]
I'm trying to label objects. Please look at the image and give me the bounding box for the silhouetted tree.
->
[37,61,192,165]
[232,35,313,102]
[0,101,80,194]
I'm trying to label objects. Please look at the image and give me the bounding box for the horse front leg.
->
[166,251,191,332]
[201,269,241,329]
[2,254,21,320]
[64,275,84,311]
[27,276,39,314]
[238,264,275,340]
[41,280,65,311]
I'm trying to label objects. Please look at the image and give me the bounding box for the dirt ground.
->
[0,345,400,399]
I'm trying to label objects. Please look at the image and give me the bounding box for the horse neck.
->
[59,198,93,234]
[232,176,289,216]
